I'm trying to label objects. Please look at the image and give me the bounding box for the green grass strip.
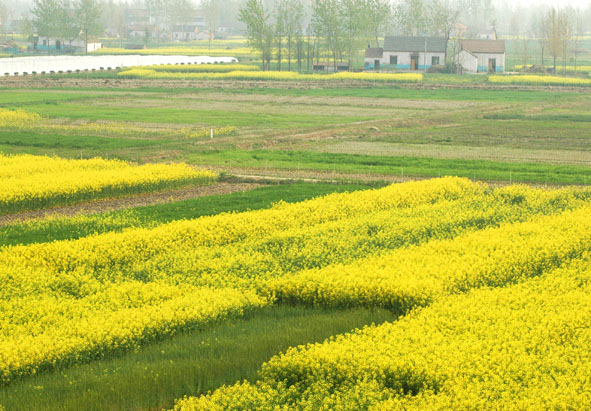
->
[228,86,580,103]
[188,150,591,186]
[0,182,373,247]
[0,305,393,411]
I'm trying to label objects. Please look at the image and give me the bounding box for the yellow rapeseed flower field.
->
[489,74,591,86]
[0,108,236,140]
[3,176,591,392]
[178,257,591,410]
[0,154,216,214]
[0,108,42,128]
[117,68,424,83]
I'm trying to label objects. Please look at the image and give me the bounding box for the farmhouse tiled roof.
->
[365,48,383,58]
[460,39,505,54]
[383,36,446,53]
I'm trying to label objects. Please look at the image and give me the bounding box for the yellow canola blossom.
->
[0,108,236,140]
[0,108,42,128]
[0,154,216,214]
[489,74,591,86]
[2,187,559,293]
[117,69,424,83]
[177,257,591,410]
[265,204,591,311]
[55,184,587,291]
[4,178,591,388]
[0,284,266,384]
[0,178,481,383]
[2,179,591,386]
[0,178,482,276]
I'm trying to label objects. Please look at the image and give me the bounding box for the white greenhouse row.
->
[0,55,238,76]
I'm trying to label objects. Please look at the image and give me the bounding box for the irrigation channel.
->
[0,55,238,76]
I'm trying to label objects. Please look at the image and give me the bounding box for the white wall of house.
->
[129,30,147,37]
[173,32,198,41]
[475,52,505,72]
[458,50,478,73]
[70,40,102,53]
[365,51,445,70]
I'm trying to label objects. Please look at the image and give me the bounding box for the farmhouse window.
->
[432,56,440,66]
[390,55,398,65]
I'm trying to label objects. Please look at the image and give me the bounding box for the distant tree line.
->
[238,0,458,71]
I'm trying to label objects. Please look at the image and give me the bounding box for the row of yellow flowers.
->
[3,178,591,385]
[118,68,424,83]
[0,154,216,215]
[0,178,487,383]
[264,204,591,310]
[178,256,591,410]
[489,74,591,86]
[0,108,236,140]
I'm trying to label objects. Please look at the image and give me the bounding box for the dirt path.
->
[2,76,591,94]
[216,166,573,190]
[0,182,262,226]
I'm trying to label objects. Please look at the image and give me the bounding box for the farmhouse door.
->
[411,56,419,71]
[489,59,496,73]
[374,60,380,70]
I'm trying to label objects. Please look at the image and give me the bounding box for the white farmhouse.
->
[457,40,505,73]
[365,36,446,71]
[477,29,498,40]
[172,25,201,41]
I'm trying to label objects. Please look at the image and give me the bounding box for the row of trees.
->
[28,0,223,51]
[239,0,304,70]
[520,7,586,74]
[239,0,459,71]
[0,2,8,34]
[31,0,101,54]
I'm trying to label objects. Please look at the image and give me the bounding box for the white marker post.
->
[210,128,214,139]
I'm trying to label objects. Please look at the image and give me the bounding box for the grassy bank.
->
[189,150,591,186]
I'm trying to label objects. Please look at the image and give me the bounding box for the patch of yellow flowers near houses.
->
[3,174,591,411]
[489,74,591,86]
[118,68,424,83]
[0,154,216,214]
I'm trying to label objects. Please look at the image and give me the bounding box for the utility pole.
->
[424,37,427,72]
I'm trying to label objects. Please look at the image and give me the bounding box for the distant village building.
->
[313,60,350,72]
[477,29,498,40]
[172,25,213,41]
[127,24,153,38]
[365,36,446,71]
[124,8,208,41]
[28,37,102,53]
[457,39,505,73]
